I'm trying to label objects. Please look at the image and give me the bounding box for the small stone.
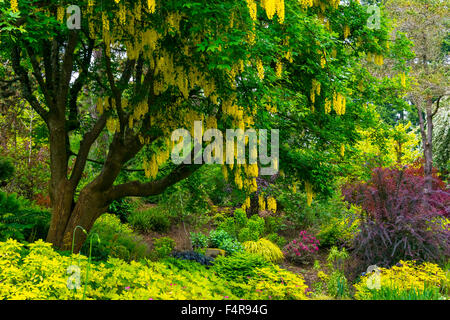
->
[204,248,225,258]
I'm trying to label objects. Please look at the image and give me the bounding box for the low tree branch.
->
[10,45,49,123]
[106,162,203,201]
[69,113,108,186]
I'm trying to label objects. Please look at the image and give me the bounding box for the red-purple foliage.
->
[283,230,319,265]
[342,167,450,268]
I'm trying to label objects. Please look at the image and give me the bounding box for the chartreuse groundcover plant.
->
[0,239,310,300]
[354,260,449,300]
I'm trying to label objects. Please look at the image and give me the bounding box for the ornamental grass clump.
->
[283,231,319,265]
[243,238,284,263]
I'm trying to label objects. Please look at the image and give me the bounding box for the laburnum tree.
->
[0,0,397,251]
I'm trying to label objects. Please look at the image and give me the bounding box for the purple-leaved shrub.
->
[342,167,450,268]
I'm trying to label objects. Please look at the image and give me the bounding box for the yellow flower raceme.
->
[256,59,265,80]
[267,196,277,213]
[305,181,314,206]
[246,0,257,21]
[343,25,350,39]
[10,0,18,13]
[147,0,156,13]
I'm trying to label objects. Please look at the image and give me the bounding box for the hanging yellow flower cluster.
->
[276,0,285,24]
[234,166,244,190]
[332,92,346,115]
[324,98,332,114]
[265,104,277,113]
[88,1,159,59]
[88,1,96,38]
[367,52,384,66]
[156,144,171,166]
[221,99,260,195]
[205,115,218,130]
[256,59,265,80]
[227,62,246,89]
[245,0,285,23]
[248,177,258,193]
[310,79,321,105]
[267,196,277,213]
[141,139,173,179]
[10,0,18,13]
[131,100,149,125]
[221,165,228,181]
[222,100,241,119]
[247,25,256,45]
[118,4,126,25]
[247,163,259,177]
[57,6,65,23]
[285,51,293,63]
[143,155,158,179]
[343,25,350,39]
[96,97,113,115]
[102,12,111,56]
[340,144,345,157]
[329,0,340,9]
[135,1,142,21]
[167,12,182,33]
[400,73,406,87]
[305,181,314,206]
[319,1,326,13]
[299,0,314,9]
[258,194,266,211]
[275,61,283,78]
[242,197,251,211]
[106,117,120,133]
[320,55,326,68]
[291,183,297,194]
[147,0,156,13]
[246,0,258,21]
[262,0,276,19]
[142,29,159,59]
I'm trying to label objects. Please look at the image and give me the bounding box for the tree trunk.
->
[46,184,108,252]
[45,116,109,252]
[45,179,74,248]
[417,101,434,193]
[424,102,434,192]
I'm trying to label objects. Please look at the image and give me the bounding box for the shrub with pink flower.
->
[283,231,319,265]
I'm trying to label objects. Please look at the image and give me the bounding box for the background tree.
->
[0,0,396,251]
[384,0,449,192]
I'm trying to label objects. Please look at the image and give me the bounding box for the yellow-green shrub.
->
[0,239,310,300]
[317,214,359,248]
[354,260,449,300]
[243,238,284,263]
[224,265,310,300]
[247,265,310,299]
